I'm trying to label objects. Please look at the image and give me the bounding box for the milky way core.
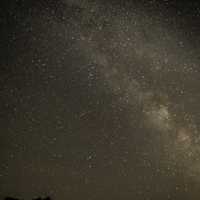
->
[1,0,200,199]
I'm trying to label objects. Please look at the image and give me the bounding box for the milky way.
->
[1,0,200,199]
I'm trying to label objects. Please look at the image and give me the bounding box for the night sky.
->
[1,0,200,199]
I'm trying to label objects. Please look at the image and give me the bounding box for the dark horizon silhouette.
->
[5,197,22,200]
[5,197,51,200]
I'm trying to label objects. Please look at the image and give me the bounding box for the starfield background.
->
[0,0,200,199]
